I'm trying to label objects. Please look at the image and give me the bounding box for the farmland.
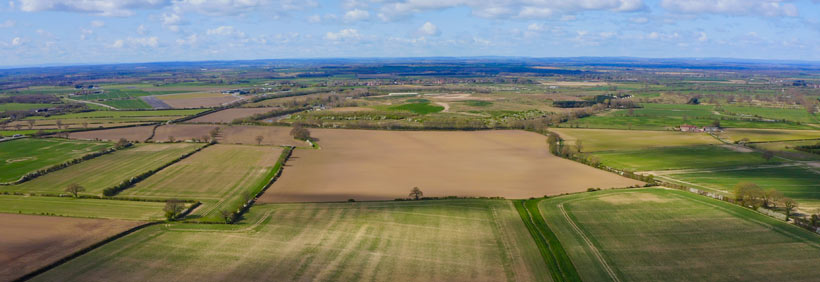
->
[261,129,642,203]
[121,145,282,222]
[68,125,156,141]
[156,92,242,108]
[549,128,720,152]
[0,138,111,182]
[151,124,220,142]
[217,125,305,146]
[5,143,202,195]
[0,195,166,220]
[188,108,274,123]
[31,200,549,282]
[0,214,142,282]
[593,145,775,171]
[720,128,820,143]
[539,189,820,281]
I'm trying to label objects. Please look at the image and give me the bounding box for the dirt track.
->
[0,214,141,281]
[260,129,643,203]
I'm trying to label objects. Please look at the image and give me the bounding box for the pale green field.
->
[550,128,720,152]
[0,195,165,220]
[32,200,550,282]
[593,145,776,171]
[5,143,202,195]
[721,128,820,142]
[539,189,820,281]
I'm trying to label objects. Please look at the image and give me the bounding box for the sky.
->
[1,0,820,67]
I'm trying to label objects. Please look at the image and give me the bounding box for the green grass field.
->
[550,128,720,152]
[749,140,820,161]
[593,145,776,171]
[0,103,56,111]
[0,195,165,220]
[120,145,283,222]
[4,143,202,195]
[722,105,819,124]
[0,138,111,183]
[666,166,820,209]
[539,188,820,281]
[387,101,444,114]
[721,128,820,142]
[31,200,549,282]
[99,99,152,109]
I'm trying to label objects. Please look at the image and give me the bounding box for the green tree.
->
[163,199,185,221]
[64,183,85,198]
[783,198,797,221]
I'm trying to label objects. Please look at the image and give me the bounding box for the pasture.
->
[187,108,274,123]
[157,92,241,108]
[0,195,165,220]
[6,143,202,195]
[539,188,820,281]
[749,140,820,161]
[68,125,155,141]
[549,128,720,152]
[721,128,820,142]
[260,129,642,203]
[0,138,111,182]
[31,200,549,282]
[121,145,282,222]
[217,125,305,146]
[593,145,775,171]
[0,214,141,282]
[665,166,820,209]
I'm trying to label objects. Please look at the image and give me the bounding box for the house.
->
[679,124,701,132]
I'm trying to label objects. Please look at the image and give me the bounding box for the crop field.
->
[721,128,820,142]
[99,99,152,109]
[665,166,820,209]
[31,200,549,282]
[549,128,720,152]
[5,143,202,195]
[749,140,820,161]
[722,105,820,124]
[152,124,220,142]
[0,195,165,220]
[539,189,820,281]
[0,103,55,111]
[188,108,274,123]
[217,125,304,146]
[25,109,207,120]
[121,145,282,221]
[156,92,241,108]
[593,145,775,171]
[0,214,142,282]
[261,129,642,203]
[0,138,111,183]
[68,125,156,141]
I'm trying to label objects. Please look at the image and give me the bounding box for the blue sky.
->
[1,0,819,66]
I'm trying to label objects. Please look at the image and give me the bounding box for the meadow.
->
[539,189,820,281]
[6,143,202,195]
[722,105,819,124]
[721,128,820,142]
[30,200,550,282]
[549,128,719,152]
[666,166,820,209]
[0,138,111,182]
[261,129,642,203]
[593,145,775,171]
[120,145,283,222]
[0,195,165,220]
[0,214,141,282]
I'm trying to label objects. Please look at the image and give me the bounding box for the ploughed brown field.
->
[68,125,155,142]
[0,214,142,281]
[156,93,241,108]
[260,129,643,203]
[217,125,305,146]
[187,108,275,123]
[152,124,220,142]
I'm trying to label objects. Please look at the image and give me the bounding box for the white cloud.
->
[661,0,798,17]
[162,13,182,32]
[0,19,14,28]
[325,28,361,41]
[19,0,168,16]
[344,9,370,21]
[417,22,439,36]
[80,28,93,40]
[173,0,317,16]
[206,25,245,37]
[111,36,159,48]
[137,24,148,35]
[176,34,198,45]
[91,20,105,27]
[527,23,544,31]
[307,14,321,23]
[11,37,22,46]
[377,0,645,21]
[698,32,708,42]
[630,17,648,23]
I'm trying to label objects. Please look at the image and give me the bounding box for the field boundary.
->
[102,142,211,196]
[13,221,161,282]
[514,199,581,282]
[1,141,126,186]
[228,146,294,223]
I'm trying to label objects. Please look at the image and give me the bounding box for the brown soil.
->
[0,214,141,281]
[68,126,155,142]
[188,108,275,123]
[260,129,643,203]
[218,125,304,146]
[152,124,221,142]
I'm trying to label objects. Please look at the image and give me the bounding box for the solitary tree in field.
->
[220,209,234,224]
[27,120,35,130]
[290,123,311,141]
[409,187,423,200]
[55,120,63,130]
[65,183,85,198]
[255,135,264,145]
[163,199,186,221]
[783,198,798,221]
[576,140,583,153]
[168,136,176,143]
[762,151,775,162]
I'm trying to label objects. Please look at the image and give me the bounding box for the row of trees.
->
[733,182,797,220]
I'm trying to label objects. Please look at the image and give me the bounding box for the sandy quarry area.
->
[260,129,643,202]
[0,214,141,281]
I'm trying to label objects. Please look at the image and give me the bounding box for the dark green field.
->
[0,138,111,183]
[593,145,775,171]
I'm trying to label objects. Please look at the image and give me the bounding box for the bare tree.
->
[409,187,423,200]
[576,140,583,153]
[255,135,264,145]
[209,127,220,141]
[163,199,186,220]
[290,123,311,141]
[168,136,176,143]
[55,120,63,130]
[783,198,798,221]
[761,151,775,162]
[65,183,85,198]
[27,120,35,130]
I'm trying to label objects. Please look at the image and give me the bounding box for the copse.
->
[733,182,764,208]
[290,123,311,141]
[163,199,185,221]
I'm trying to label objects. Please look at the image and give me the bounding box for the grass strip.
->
[514,199,582,282]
